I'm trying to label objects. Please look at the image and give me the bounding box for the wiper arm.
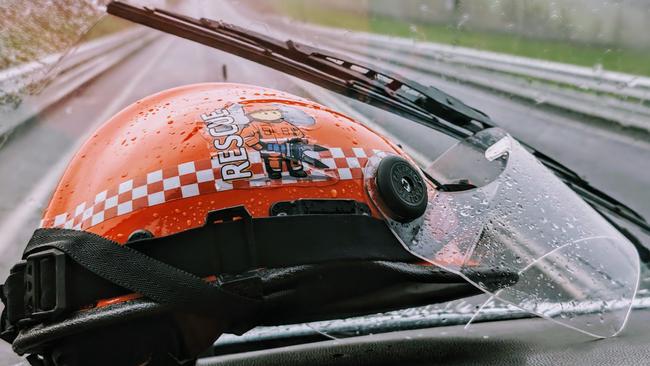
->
[107,1,491,140]
[210,307,533,356]
[107,1,650,236]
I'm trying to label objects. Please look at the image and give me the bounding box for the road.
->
[0,1,322,277]
[0,0,649,363]
[0,3,326,362]
[334,42,650,215]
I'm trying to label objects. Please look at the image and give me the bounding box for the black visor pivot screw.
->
[375,156,428,223]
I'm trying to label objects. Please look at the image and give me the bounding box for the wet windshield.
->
[1,0,649,363]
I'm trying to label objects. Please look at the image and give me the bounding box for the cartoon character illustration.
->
[240,105,328,179]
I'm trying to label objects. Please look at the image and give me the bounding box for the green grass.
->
[83,16,133,41]
[276,3,650,77]
[0,15,132,70]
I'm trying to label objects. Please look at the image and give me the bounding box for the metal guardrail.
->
[324,41,650,132]
[0,27,159,145]
[286,22,650,134]
[299,23,650,100]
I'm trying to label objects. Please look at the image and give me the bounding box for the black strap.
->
[26,229,257,308]
[2,207,416,335]
[25,209,412,275]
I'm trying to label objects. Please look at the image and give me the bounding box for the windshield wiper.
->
[209,307,534,356]
[108,1,491,140]
[107,1,650,238]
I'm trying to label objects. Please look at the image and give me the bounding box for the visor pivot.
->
[376,156,427,222]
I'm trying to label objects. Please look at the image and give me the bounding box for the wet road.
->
[0,0,649,363]
[0,3,320,362]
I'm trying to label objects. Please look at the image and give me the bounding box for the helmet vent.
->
[127,229,154,242]
[270,199,371,216]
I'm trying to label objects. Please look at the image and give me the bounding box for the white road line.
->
[0,38,173,259]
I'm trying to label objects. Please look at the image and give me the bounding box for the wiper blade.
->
[107,1,491,140]
[107,1,650,236]
[210,293,650,356]
[210,307,534,356]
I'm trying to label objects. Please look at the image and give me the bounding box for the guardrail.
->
[0,27,160,146]
[298,23,650,99]
[282,21,650,134]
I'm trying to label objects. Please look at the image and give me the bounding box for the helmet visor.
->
[364,128,640,338]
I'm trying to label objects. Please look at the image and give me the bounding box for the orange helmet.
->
[40,82,402,238]
[1,83,477,365]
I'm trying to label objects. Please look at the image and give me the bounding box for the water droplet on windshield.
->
[592,63,604,75]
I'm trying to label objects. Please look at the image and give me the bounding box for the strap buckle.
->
[23,249,67,321]
[217,271,263,299]
[205,206,258,272]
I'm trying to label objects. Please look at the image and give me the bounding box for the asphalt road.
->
[0,0,648,363]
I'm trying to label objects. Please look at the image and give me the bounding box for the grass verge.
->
[275,2,650,77]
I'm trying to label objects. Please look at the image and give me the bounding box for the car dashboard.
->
[198,309,650,365]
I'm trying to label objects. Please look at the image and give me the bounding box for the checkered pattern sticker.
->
[41,147,384,230]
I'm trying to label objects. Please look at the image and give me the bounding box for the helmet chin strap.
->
[1,203,413,354]
[20,262,483,366]
[2,203,516,364]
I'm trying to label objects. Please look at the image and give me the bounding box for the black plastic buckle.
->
[0,284,17,343]
[217,271,263,299]
[205,206,258,272]
[23,249,67,321]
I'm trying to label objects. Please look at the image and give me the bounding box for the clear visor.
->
[364,128,640,338]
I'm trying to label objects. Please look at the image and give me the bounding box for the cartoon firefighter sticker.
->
[239,104,329,179]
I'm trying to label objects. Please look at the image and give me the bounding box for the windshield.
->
[1,0,649,364]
